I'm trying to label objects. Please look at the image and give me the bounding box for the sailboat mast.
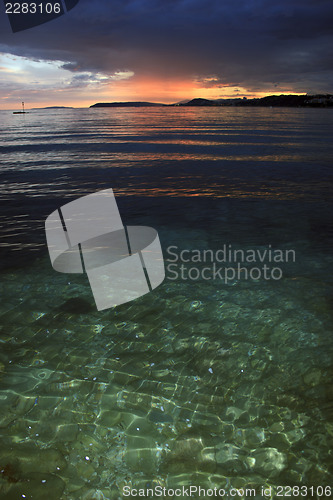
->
[22,101,25,112]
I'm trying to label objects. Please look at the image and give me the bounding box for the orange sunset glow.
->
[0,72,295,110]
[0,52,300,109]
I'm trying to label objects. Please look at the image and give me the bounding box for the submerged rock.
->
[1,472,65,498]
[82,488,106,500]
[58,297,94,314]
[162,436,204,473]
[215,443,247,474]
[252,447,287,478]
[303,368,321,387]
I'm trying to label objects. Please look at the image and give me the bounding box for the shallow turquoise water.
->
[0,107,333,499]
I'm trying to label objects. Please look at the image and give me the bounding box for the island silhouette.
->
[90,94,333,108]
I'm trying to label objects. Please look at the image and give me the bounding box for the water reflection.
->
[0,107,332,497]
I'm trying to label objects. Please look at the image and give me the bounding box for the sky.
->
[0,0,332,108]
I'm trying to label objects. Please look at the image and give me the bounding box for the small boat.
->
[13,102,28,114]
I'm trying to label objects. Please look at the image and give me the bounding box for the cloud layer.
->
[0,0,332,105]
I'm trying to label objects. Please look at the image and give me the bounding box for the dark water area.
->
[0,107,332,499]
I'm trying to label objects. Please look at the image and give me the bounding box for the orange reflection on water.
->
[112,186,314,200]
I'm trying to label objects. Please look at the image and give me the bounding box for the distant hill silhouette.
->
[90,101,166,108]
[90,94,333,108]
[32,106,74,110]
[180,98,219,106]
[178,94,333,108]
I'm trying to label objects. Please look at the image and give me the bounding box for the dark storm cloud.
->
[0,0,332,93]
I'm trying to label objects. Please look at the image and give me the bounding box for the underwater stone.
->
[250,358,268,372]
[5,446,67,475]
[58,297,94,314]
[224,406,245,422]
[264,432,290,451]
[303,368,321,386]
[125,447,160,474]
[82,489,106,500]
[245,456,256,469]
[66,476,86,493]
[148,409,174,424]
[162,436,204,474]
[75,460,96,480]
[243,428,266,447]
[172,436,204,458]
[199,447,217,473]
[2,472,65,498]
[97,410,122,427]
[215,443,248,474]
[79,434,106,453]
[269,422,284,432]
[285,428,306,444]
[56,423,79,442]
[252,448,287,478]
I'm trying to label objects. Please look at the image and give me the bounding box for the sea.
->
[0,107,332,499]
